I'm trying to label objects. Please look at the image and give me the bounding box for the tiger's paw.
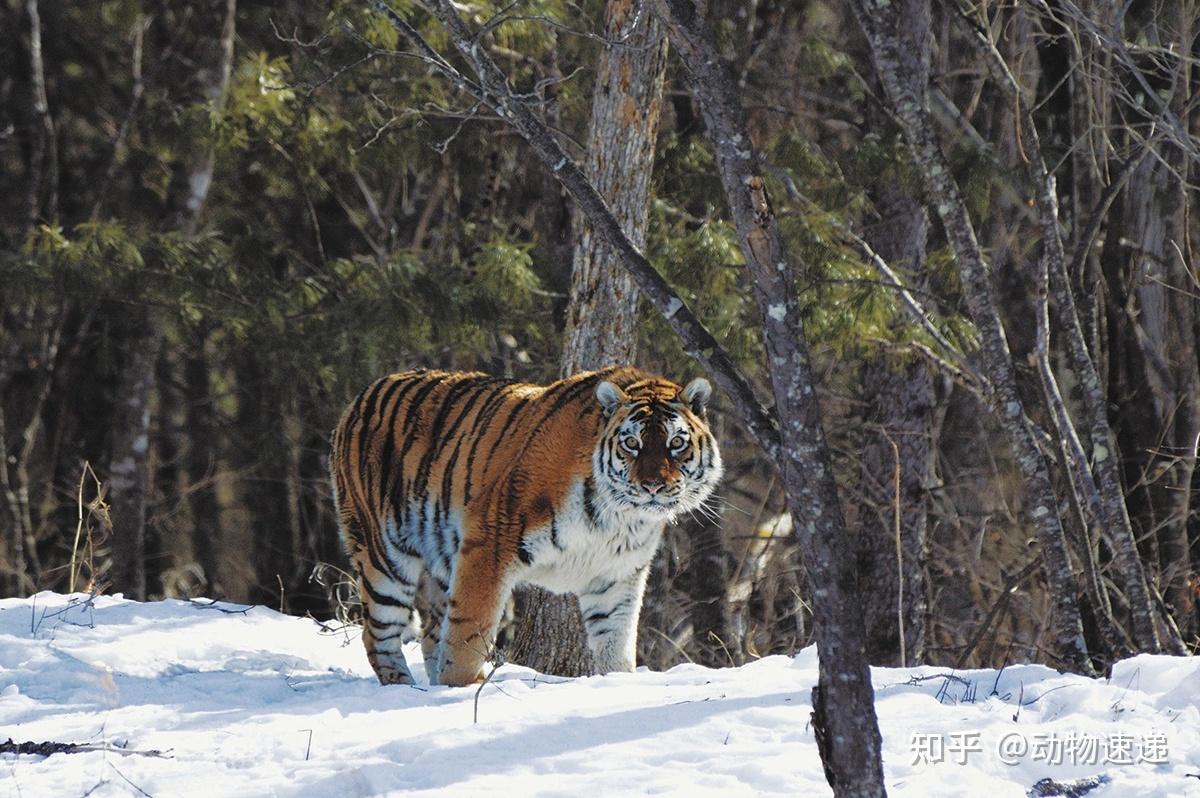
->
[435,659,487,687]
[369,654,416,686]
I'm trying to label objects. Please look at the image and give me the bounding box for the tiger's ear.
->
[595,380,628,417]
[681,378,712,415]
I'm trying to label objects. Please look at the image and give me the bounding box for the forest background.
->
[2,0,1198,689]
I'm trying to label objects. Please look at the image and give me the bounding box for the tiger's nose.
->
[643,479,665,495]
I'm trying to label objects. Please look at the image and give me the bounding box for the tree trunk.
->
[148,346,183,598]
[508,0,669,677]
[857,358,933,667]
[1117,111,1198,643]
[658,2,886,793]
[683,513,740,667]
[292,421,342,617]
[855,38,934,666]
[107,310,162,600]
[237,353,299,610]
[185,341,224,596]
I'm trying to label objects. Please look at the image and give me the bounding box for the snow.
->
[1,593,1197,797]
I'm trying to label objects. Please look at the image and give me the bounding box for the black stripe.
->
[371,629,408,643]
[373,375,432,508]
[583,476,600,527]
[358,377,408,482]
[461,383,518,505]
[361,573,414,607]
[411,377,491,529]
[517,539,534,565]
[385,375,447,523]
[479,395,533,481]
[584,578,616,598]
[436,381,503,525]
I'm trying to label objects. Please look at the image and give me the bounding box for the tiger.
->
[329,366,723,687]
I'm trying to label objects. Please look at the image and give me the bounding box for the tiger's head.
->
[592,376,723,520]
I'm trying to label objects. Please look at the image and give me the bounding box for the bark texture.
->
[509,0,669,677]
[562,0,667,371]
[658,1,886,793]
[107,314,163,599]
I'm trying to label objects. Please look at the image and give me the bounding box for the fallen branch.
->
[0,738,171,759]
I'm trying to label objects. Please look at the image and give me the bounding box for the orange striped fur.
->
[330,367,722,686]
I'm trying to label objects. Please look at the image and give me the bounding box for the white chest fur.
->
[515,477,664,595]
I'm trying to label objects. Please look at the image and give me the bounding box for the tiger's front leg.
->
[579,565,651,674]
[434,537,511,687]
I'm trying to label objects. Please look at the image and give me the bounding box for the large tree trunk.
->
[105,0,236,600]
[1116,75,1198,643]
[1143,1,1197,643]
[507,0,669,677]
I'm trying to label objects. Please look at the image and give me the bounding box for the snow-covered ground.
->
[0,593,1196,797]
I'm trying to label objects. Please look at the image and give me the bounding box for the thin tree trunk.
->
[683,513,740,667]
[148,347,183,598]
[1151,0,1198,644]
[509,0,669,677]
[185,342,223,596]
[107,312,162,600]
[658,3,886,792]
[24,0,58,226]
[856,33,934,666]
[237,353,298,610]
[852,0,1093,674]
[294,423,341,616]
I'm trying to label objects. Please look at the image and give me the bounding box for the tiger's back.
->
[330,366,722,686]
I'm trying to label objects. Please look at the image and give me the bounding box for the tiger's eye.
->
[622,436,640,452]
[669,435,686,450]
